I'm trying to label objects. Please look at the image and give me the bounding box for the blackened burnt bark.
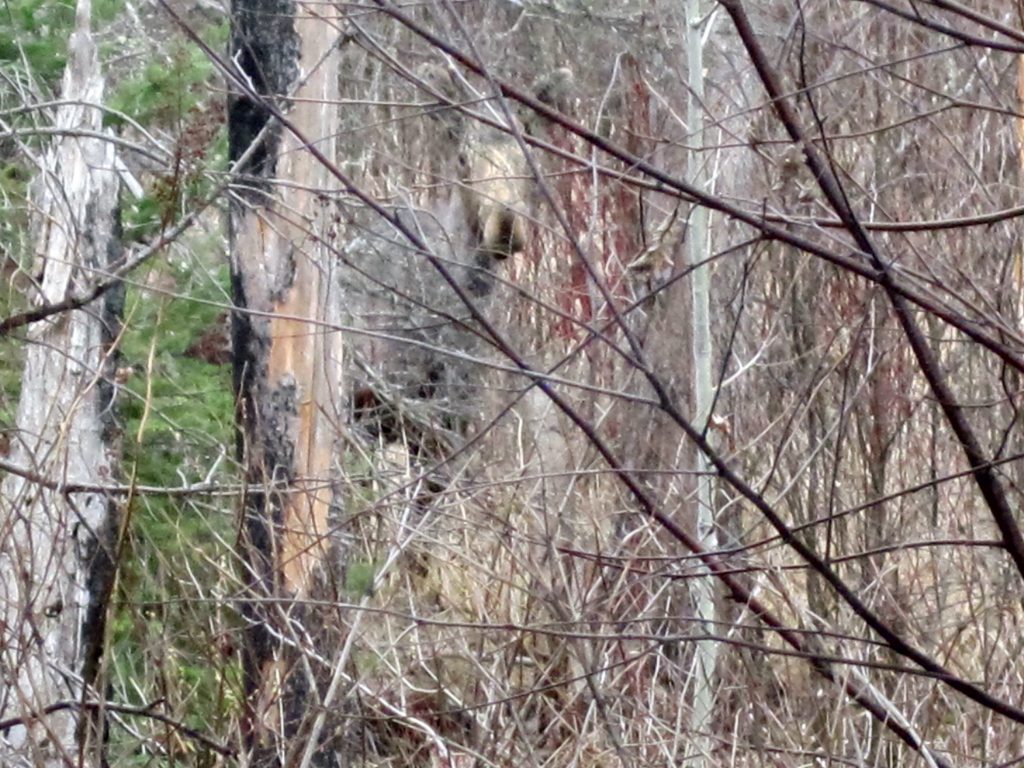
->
[78,218,125,760]
[228,0,299,187]
[228,0,345,763]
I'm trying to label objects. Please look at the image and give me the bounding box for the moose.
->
[338,94,533,458]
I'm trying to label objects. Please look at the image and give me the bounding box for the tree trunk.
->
[228,0,345,764]
[685,0,719,761]
[0,0,121,764]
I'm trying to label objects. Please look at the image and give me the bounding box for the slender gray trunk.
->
[685,0,719,760]
[0,0,120,764]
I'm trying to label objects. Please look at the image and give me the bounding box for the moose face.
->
[342,121,532,452]
[416,63,534,261]
[458,132,528,260]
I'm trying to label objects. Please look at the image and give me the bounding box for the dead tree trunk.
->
[228,0,345,764]
[0,0,121,764]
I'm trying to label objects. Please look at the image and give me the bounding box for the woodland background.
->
[2,0,1024,766]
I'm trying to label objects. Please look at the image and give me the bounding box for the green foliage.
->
[0,162,30,431]
[0,159,32,304]
[123,123,227,242]
[109,253,241,760]
[346,559,383,597]
[0,0,121,85]
[0,339,23,431]
[0,0,238,759]
[119,259,234,466]
[122,193,166,243]
[109,19,228,241]
[0,0,74,83]
[107,42,217,128]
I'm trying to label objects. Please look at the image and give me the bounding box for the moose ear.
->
[416,63,465,141]
[417,62,460,102]
[534,67,574,112]
[524,67,573,136]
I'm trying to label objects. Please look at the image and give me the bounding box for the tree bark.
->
[0,0,121,764]
[685,0,719,760]
[228,0,345,764]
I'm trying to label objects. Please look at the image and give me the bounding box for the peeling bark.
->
[229,0,345,763]
[0,0,121,765]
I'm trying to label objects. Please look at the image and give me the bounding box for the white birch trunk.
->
[685,0,719,760]
[0,0,119,764]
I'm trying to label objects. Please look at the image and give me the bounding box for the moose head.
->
[417,62,538,262]
[458,129,528,261]
[343,66,571,452]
